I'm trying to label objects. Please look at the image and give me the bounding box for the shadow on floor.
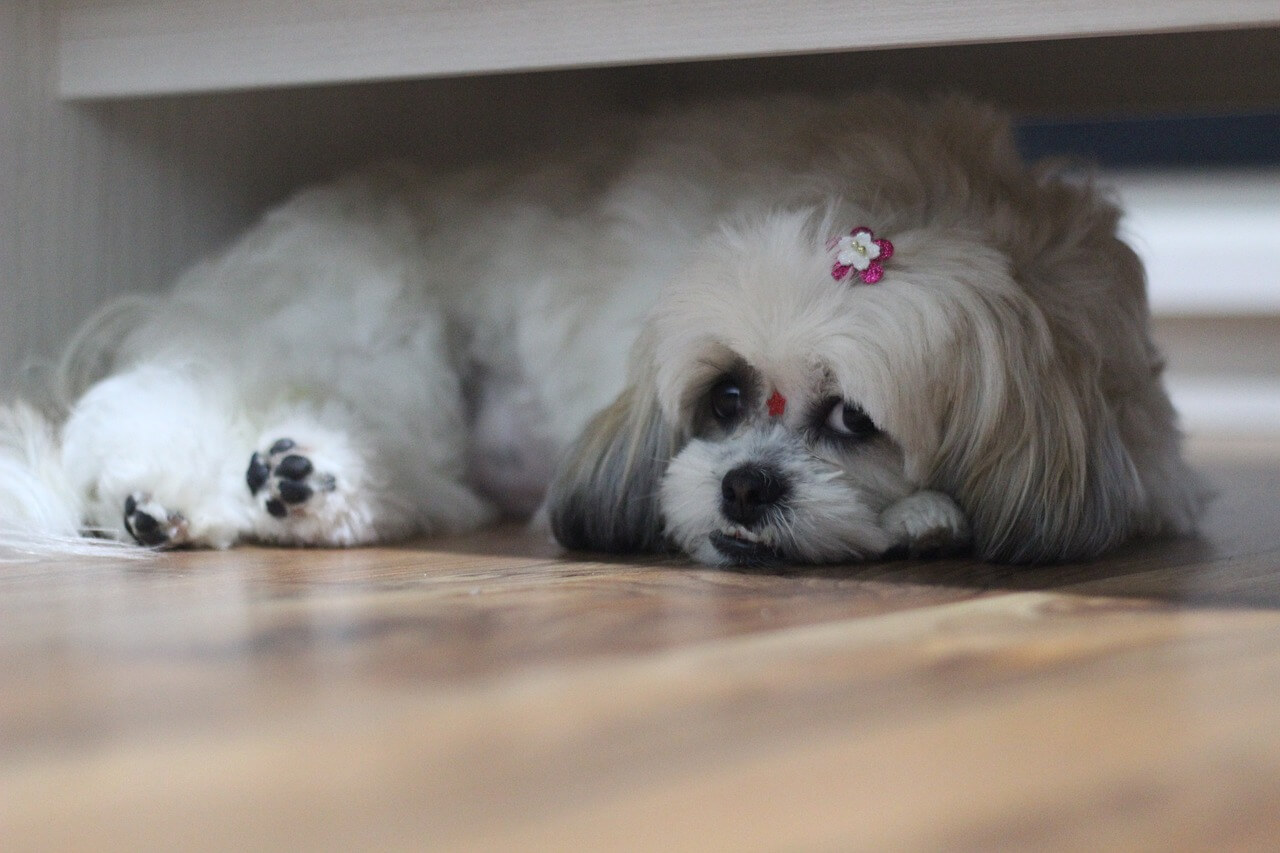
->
[424,459,1280,609]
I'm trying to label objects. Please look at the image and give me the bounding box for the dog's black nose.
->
[721,465,787,527]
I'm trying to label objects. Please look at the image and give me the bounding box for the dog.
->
[0,93,1204,565]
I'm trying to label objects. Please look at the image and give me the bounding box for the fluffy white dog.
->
[0,94,1203,565]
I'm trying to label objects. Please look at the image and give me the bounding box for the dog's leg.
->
[237,378,498,545]
[63,362,493,549]
[62,363,259,548]
[239,407,408,547]
[879,490,972,558]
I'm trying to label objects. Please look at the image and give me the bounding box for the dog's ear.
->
[933,356,1142,564]
[925,247,1150,564]
[548,384,680,554]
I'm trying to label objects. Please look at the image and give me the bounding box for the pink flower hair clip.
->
[830,227,894,284]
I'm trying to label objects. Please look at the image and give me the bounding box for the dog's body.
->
[0,94,1203,565]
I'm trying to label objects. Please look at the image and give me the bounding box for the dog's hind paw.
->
[123,492,190,548]
[246,438,338,520]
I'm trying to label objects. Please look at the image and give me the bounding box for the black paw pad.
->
[123,492,186,547]
[275,454,313,481]
[246,453,270,494]
[269,438,296,455]
[277,479,312,505]
[247,438,336,520]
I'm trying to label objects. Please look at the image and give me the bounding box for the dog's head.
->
[549,103,1158,566]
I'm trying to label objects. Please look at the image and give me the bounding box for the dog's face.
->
[550,193,1155,567]
[649,213,920,565]
[659,401,906,567]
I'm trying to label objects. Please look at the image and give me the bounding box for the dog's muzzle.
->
[712,465,788,565]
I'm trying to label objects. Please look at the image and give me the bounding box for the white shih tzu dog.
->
[0,94,1204,566]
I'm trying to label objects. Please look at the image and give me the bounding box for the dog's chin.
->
[708,528,783,568]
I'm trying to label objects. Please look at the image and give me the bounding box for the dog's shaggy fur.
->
[0,94,1203,565]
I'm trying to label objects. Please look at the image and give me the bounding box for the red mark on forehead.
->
[766,390,787,417]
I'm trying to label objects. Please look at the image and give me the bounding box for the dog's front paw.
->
[246,438,338,520]
[123,492,191,548]
[880,490,970,558]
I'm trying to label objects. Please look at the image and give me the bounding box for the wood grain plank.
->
[0,545,989,762]
[0,446,1277,850]
[5,593,1280,850]
[470,603,1280,851]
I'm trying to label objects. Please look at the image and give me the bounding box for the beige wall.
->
[2,2,253,394]
[0,2,624,394]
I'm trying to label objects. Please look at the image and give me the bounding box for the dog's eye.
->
[823,400,879,440]
[709,379,744,423]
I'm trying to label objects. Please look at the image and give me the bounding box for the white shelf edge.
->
[58,0,1280,99]
[1112,170,1280,317]
[1165,375,1280,437]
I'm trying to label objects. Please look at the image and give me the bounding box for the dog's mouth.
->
[709,527,782,567]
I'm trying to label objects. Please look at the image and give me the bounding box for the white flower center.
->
[836,233,880,271]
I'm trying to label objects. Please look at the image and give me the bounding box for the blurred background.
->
[1020,113,1280,442]
[4,5,1278,444]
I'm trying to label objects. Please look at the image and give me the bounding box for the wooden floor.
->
[3,435,1280,851]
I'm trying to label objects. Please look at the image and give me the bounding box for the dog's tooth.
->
[722,525,762,544]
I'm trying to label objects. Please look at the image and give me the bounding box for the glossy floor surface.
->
[3,436,1280,851]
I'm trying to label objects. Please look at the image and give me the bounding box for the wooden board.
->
[58,0,1280,98]
[1,436,1279,850]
